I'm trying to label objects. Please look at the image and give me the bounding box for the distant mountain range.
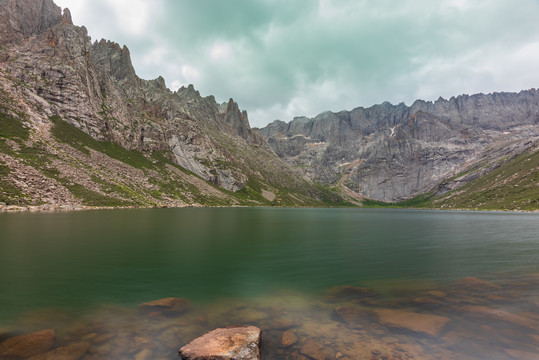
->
[259,91,539,209]
[0,0,537,211]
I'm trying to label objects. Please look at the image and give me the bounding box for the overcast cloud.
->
[54,0,539,127]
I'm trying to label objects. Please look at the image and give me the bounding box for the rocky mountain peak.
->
[90,39,137,84]
[177,84,200,98]
[260,89,539,202]
[0,0,63,44]
[224,98,252,139]
[61,7,72,25]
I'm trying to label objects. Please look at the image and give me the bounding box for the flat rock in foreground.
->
[373,309,450,336]
[179,326,261,360]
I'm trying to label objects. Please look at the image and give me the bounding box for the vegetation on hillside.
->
[0,109,352,208]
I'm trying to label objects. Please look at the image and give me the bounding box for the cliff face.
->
[0,0,64,44]
[0,0,344,208]
[259,92,539,202]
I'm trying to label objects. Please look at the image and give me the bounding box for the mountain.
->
[0,0,347,209]
[259,92,539,204]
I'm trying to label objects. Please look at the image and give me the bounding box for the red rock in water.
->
[281,330,298,347]
[138,297,191,314]
[0,329,56,358]
[179,326,261,360]
[373,309,450,336]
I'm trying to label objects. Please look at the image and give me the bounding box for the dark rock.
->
[138,297,191,315]
[0,329,56,358]
[179,326,261,360]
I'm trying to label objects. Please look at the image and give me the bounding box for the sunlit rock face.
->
[259,92,539,202]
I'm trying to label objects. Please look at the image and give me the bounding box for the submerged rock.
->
[451,277,501,292]
[0,329,56,358]
[326,286,376,304]
[138,297,191,315]
[462,306,539,330]
[299,339,333,360]
[373,309,450,336]
[504,348,539,360]
[281,330,298,347]
[27,341,90,360]
[179,326,261,360]
[332,306,373,328]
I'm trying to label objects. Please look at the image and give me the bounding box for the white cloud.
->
[107,0,157,36]
[51,0,539,128]
[181,65,200,83]
[209,42,232,61]
[142,46,168,67]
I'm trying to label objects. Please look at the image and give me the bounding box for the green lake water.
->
[1,208,538,359]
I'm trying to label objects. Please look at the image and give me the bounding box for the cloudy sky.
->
[54,0,539,128]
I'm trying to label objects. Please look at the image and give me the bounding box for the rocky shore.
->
[1,275,538,360]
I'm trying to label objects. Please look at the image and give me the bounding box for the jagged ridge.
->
[0,0,348,209]
[259,91,539,202]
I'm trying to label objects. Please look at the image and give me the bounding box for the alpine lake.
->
[0,208,538,360]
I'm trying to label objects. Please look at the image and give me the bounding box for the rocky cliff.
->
[259,92,539,202]
[0,0,346,209]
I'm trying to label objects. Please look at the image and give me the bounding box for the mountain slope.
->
[431,143,539,211]
[259,92,539,204]
[0,0,348,209]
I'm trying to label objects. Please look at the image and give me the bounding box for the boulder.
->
[0,329,56,358]
[372,309,450,336]
[138,297,191,315]
[179,326,261,360]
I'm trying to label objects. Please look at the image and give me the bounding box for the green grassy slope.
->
[0,106,351,208]
[432,147,539,211]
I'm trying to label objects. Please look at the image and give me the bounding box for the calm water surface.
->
[0,208,538,359]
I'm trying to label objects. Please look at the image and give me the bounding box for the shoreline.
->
[1,203,538,213]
